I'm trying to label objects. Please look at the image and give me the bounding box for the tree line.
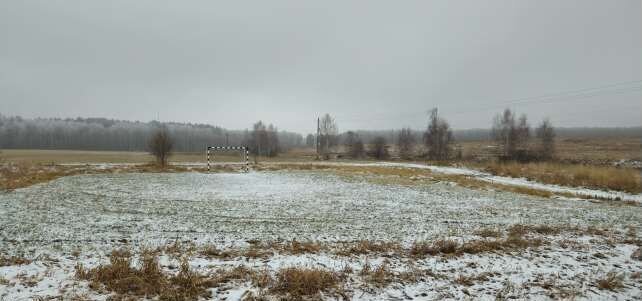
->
[311,108,562,162]
[0,114,303,153]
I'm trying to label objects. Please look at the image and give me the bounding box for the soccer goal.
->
[206,146,250,172]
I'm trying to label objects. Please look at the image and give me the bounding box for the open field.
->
[459,137,641,165]
[1,143,641,300]
[2,142,640,194]
[0,148,317,165]
[4,137,640,166]
[1,169,642,300]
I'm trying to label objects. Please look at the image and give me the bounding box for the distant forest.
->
[0,114,303,152]
[333,126,642,147]
[0,113,640,152]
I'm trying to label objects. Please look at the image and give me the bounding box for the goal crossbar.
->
[206,146,249,172]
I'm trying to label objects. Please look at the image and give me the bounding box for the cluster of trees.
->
[0,114,303,153]
[423,108,454,160]
[318,107,558,162]
[315,109,453,161]
[491,109,555,161]
[246,121,280,157]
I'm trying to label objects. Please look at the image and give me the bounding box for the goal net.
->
[206,146,249,172]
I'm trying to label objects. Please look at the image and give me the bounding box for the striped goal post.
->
[206,146,250,172]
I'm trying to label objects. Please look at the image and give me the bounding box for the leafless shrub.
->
[369,136,390,160]
[344,131,365,159]
[397,127,416,160]
[535,118,555,160]
[148,126,173,167]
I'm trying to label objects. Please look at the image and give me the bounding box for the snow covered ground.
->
[1,171,641,300]
[59,160,642,202]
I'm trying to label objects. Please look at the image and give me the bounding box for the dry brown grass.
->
[410,226,545,258]
[264,163,431,179]
[278,240,323,255]
[199,241,323,260]
[0,161,196,190]
[75,250,214,300]
[0,163,81,190]
[0,149,317,164]
[359,261,395,288]
[454,272,493,286]
[474,228,502,238]
[459,138,641,164]
[270,267,340,299]
[410,239,459,257]
[631,247,642,261]
[436,174,554,198]
[210,265,273,289]
[479,161,641,193]
[596,272,625,291]
[335,240,401,256]
[0,255,32,267]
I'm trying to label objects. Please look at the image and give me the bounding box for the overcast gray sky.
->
[1,0,640,133]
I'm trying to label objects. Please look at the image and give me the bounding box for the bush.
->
[369,136,389,160]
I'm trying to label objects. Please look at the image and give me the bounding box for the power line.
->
[447,85,642,116]
[332,80,642,124]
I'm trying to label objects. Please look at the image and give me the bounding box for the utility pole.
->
[316,117,320,160]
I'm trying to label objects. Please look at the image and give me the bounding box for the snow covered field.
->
[1,171,641,300]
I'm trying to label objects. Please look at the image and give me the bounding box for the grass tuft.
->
[596,272,625,291]
[0,255,32,267]
[270,267,339,299]
[336,240,401,256]
[75,250,213,300]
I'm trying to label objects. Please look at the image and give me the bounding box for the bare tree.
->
[492,108,517,158]
[492,109,532,161]
[305,134,315,147]
[424,108,454,160]
[369,136,389,160]
[344,131,365,159]
[397,127,415,160]
[535,118,555,160]
[318,113,338,159]
[148,126,173,167]
[515,114,531,153]
[249,121,266,159]
[267,124,280,157]
[248,121,280,158]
